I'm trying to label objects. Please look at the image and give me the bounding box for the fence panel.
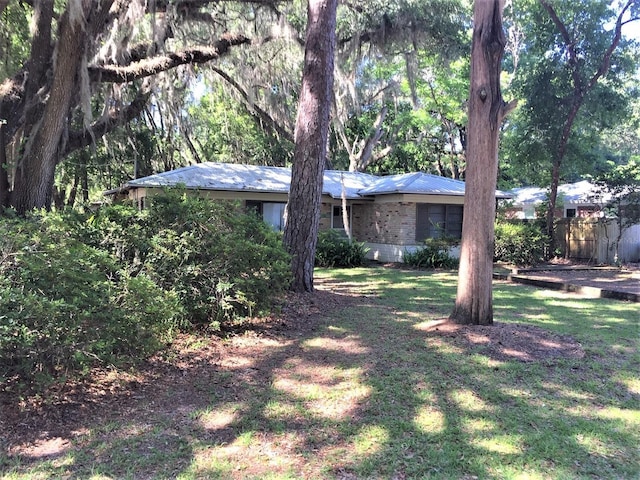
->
[555,219,640,263]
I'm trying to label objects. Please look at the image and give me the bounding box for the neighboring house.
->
[503,180,639,263]
[105,162,510,262]
[503,180,611,219]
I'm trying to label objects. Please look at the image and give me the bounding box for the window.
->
[246,201,286,231]
[566,208,577,218]
[332,205,351,230]
[416,204,463,241]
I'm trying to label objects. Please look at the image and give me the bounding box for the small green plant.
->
[403,238,458,269]
[315,229,369,267]
[494,220,547,267]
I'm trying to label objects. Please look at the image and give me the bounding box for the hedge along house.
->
[105,162,511,262]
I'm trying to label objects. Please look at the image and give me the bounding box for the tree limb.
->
[586,0,635,91]
[211,66,294,143]
[63,91,152,156]
[539,0,583,93]
[89,34,251,83]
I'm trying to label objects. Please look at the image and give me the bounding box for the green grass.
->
[2,266,638,479]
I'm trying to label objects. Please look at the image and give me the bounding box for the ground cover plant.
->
[1,267,638,479]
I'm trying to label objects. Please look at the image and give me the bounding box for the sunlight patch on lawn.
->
[450,388,495,413]
[302,336,370,354]
[595,407,640,426]
[352,425,389,456]
[462,417,497,434]
[574,433,622,458]
[473,435,523,454]
[272,359,371,421]
[614,372,640,395]
[538,381,597,403]
[196,403,244,430]
[414,405,446,434]
[187,432,304,479]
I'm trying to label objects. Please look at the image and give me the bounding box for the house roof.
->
[360,171,466,196]
[107,162,510,200]
[507,180,610,206]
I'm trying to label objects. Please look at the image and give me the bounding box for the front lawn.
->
[2,267,638,479]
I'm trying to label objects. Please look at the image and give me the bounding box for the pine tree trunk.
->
[450,0,514,325]
[283,0,337,292]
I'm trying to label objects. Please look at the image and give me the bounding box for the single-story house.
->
[503,180,611,219]
[105,162,510,262]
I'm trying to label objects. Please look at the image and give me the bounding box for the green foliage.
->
[500,0,638,186]
[315,230,369,268]
[0,192,292,389]
[140,191,292,326]
[402,238,458,269]
[494,220,547,267]
[0,213,183,388]
[188,89,294,166]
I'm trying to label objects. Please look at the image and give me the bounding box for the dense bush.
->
[140,192,291,328]
[403,238,458,269]
[494,220,547,267]
[315,229,369,267]
[0,191,292,389]
[0,214,183,387]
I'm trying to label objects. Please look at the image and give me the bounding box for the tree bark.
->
[449,0,515,326]
[0,123,8,208]
[4,0,250,215]
[13,7,88,214]
[283,0,337,292]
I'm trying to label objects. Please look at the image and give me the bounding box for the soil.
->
[0,267,619,464]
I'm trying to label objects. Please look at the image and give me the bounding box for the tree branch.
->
[211,66,294,143]
[63,91,152,156]
[538,0,583,92]
[587,0,635,91]
[89,34,251,83]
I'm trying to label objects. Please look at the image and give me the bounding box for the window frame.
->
[415,203,463,241]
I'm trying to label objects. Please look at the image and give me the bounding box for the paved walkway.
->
[494,265,639,302]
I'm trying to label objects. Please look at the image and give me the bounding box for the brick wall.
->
[319,203,333,230]
[353,202,416,245]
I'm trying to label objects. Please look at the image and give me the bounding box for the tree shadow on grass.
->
[1,267,638,479]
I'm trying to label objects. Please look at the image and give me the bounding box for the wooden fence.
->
[555,219,640,264]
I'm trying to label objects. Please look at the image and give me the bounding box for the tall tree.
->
[0,0,264,215]
[449,0,516,325]
[504,0,639,246]
[283,0,337,292]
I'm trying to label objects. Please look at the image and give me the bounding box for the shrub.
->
[315,229,369,268]
[0,192,291,389]
[403,238,458,269]
[139,191,291,328]
[0,214,183,388]
[494,220,547,267]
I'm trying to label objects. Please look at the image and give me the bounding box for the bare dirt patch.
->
[419,320,585,363]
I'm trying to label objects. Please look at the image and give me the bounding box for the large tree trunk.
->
[283,0,337,292]
[12,7,87,214]
[449,0,515,326]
